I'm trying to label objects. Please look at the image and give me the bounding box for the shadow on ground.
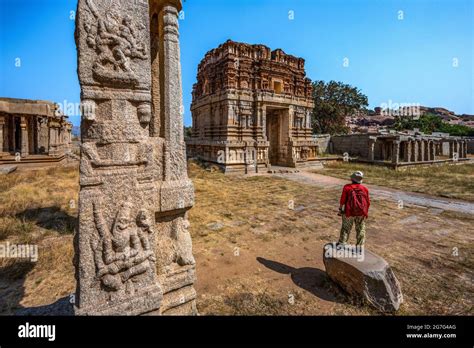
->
[16,206,77,234]
[0,261,35,315]
[256,257,344,304]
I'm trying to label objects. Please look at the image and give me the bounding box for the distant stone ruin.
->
[74,0,196,315]
[187,40,323,173]
[330,131,469,169]
[0,98,72,166]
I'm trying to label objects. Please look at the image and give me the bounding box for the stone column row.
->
[449,140,468,160]
[401,139,442,163]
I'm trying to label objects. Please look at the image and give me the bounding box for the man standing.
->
[338,171,370,246]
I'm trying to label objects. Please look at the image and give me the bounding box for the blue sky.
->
[0,0,472,127]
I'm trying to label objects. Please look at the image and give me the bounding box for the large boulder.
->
[323,242,403,312]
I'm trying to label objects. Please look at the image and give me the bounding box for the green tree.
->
[311,80,368,134]
[183,126,193,140]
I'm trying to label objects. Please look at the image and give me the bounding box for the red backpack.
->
[348,186,369,217]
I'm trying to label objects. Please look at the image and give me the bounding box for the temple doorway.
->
[266,107,289,166]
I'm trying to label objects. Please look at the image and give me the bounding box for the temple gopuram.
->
[0,98,73,166]
[187,40,320,173]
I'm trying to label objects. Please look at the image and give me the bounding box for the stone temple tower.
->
[74,0,196,315]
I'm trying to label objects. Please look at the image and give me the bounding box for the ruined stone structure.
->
[0,98,72,163]
[330,131,469,169]
[75,0,196,315]
[187,40,318,173]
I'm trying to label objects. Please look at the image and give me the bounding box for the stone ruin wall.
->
[0,98,73,159]
[74,0,196,315]
[187,40,318,173]
[329,134,371,158]
[330,133,469,168]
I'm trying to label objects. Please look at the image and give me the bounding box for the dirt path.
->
[275,171,474,215]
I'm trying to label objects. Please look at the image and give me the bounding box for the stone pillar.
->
[287,105,294,140]
[412,140,417,162]
[75,0,196,316]
[0,116,5,156]
[449,141,454,159]
[404,141,411,162]
[419,140,425,162]
[463,141,468,158]
[159,2,188,180]
[392,140,400,165]
[368,137,376,161]
[20,116,28,157]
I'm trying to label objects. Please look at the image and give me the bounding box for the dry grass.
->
[0,166,78,314]
[317,162,474,201]
[0,161,472,315]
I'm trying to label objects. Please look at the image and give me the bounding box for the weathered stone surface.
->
[323,243,403,312]
[74,0,196,315]
[0,165,17,174]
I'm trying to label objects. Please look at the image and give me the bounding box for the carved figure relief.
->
[91,200,156,294]
[83,0,148,85]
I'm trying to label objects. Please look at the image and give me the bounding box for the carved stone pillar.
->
[20,116,28,157]
[287,105,294,139]
[261,105,267,140]
[75,0,196,316]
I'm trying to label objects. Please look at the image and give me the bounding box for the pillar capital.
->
[152,0,182,13]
